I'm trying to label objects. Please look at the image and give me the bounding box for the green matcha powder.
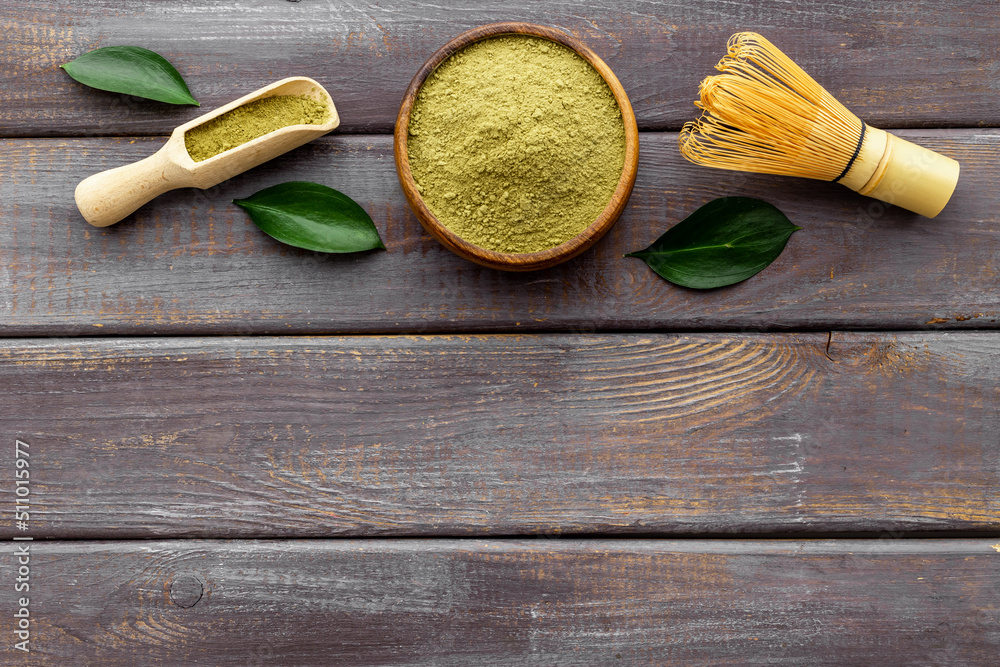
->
[407,35,626,254]
[185,94,330,162]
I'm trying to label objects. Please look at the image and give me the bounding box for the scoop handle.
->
[75,144,191,227]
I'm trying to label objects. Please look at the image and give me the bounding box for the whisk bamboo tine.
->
[679,32,959,218]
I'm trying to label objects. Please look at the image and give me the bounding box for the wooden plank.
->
[0,539,996,664]
[1,131,998,335]
[2,332,997,538]
[3,1,999,137]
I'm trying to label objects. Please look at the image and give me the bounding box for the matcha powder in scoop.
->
[407,35,626,254]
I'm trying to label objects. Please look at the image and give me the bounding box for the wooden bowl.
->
[394,22,640,272]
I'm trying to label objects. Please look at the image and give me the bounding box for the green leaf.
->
[625,197,800,289]
[233,182,386,254]
[61,46,199,105]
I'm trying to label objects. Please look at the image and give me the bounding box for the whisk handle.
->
[842,127,960,218]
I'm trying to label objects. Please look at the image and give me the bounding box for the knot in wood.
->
[169,574,204,608]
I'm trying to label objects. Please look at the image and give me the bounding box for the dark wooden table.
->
[2,1,998,664]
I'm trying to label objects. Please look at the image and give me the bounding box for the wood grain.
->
[2,332,997,538]
[3,1,1000,137]
[0,539,996,665]
[5,4,998,665]
[1,131,997,335]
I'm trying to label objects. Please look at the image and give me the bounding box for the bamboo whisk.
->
[679,33,959,218]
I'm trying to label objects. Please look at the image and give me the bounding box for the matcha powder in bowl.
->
[404,31,630,258]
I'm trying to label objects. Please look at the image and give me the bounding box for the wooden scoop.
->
[75,76,339,227]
